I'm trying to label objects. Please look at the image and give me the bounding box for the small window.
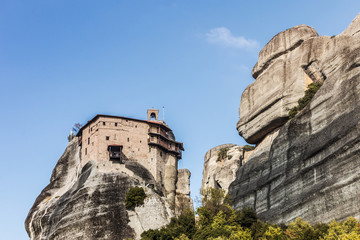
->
[103,122,106,126]
[115,123,118,127]
[140,140,142,143]
[135,125,137,128]
[85,148,87,155]
[149,148,151,152]
[127,138,129,142]
[88,138,90,144]
[126,120,128,122]
[88,128,90,133]
[106,136,109,140]
[160,151,163,157]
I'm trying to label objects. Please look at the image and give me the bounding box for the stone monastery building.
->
[76,109,184,186]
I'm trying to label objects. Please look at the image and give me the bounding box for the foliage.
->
[125,186,146,210]
[217,148,229,162]
[140,188,360,240]
[244,145,255,151]
[286,218,316,240]
[321,217,360,240]
[263,226,287,240]
[141,210,196,240]
[288,82,323,119]
[67,132,75,142]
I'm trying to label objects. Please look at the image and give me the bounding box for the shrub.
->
[217,148,229,162]
[244,145,255,151]
[288,82,323,119]
[125,186,146,210]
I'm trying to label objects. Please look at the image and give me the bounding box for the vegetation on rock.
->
[141,188,360,240]
[288,82,323,119]
[244,145,255,151]
[125,186,146,210]
[217,148,229,162]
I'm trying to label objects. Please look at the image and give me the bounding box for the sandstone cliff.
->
[25,139,192,239]
[204,12,360,224]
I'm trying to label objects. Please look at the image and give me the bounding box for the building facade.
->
[76,109,184,203]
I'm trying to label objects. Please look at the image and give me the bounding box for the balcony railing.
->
[148,137,181,156]
[109,151,121,159]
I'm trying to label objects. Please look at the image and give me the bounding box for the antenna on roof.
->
[163,106,165,121]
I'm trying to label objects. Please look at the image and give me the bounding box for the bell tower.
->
[147,109,159,121]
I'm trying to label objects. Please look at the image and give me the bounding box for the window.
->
[88,138,90,144]
[149,148,151,152]
[115,123,118,127]
[108,145,122,163]
[106,136,109,140]
[103,122,106,126]
[140,140,142,143]
[127,138,129,142]
[160,151,162,157]
[85,148,87,155]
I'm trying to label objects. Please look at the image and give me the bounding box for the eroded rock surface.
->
[25,139,189,239]
[230,13,360,224]
[175,169,193,216]
[237,25,322,144]
[201,144,243,193]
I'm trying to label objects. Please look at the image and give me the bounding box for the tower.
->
[147,109,159,121]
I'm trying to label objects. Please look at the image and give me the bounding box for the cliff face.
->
[25,139,192,239]
[203,13,360,224]
[201,144,243,193]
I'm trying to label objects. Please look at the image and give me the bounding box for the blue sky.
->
[0,1,359,239]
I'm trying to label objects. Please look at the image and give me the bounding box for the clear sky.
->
[0,1,359,239]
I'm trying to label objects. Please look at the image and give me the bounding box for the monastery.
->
[76,109,184,203]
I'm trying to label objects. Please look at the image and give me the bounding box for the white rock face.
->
[230,12,360,224]
[175,169,193,216]
[201,144,243,193]
[341,13,360,37]
[128,192,174,239]
[25,138,191,239]
[237,25,322,144]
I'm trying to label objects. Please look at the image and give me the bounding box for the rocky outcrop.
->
[237,25,320,144]
[201,144,243,193]
[229,13,360,224]
[25,138,190,239]
[341,13,360,37]
[175,169,193,216]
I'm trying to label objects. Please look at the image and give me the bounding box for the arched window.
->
[150,112,156,120]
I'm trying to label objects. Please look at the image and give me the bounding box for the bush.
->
[125,186,146,210]
[139,187,360,240]
[244,145,255,151]
[217,148,229,162]
[288,82,323,119]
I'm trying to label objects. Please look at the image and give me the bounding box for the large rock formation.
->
[26,139,192,239]
[237,25,321,144]
[228,13,360,224]
[201,144,243,193]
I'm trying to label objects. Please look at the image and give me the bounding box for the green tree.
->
[263,226,286,240]
[125,186,146,210]
[286,218,316,240]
